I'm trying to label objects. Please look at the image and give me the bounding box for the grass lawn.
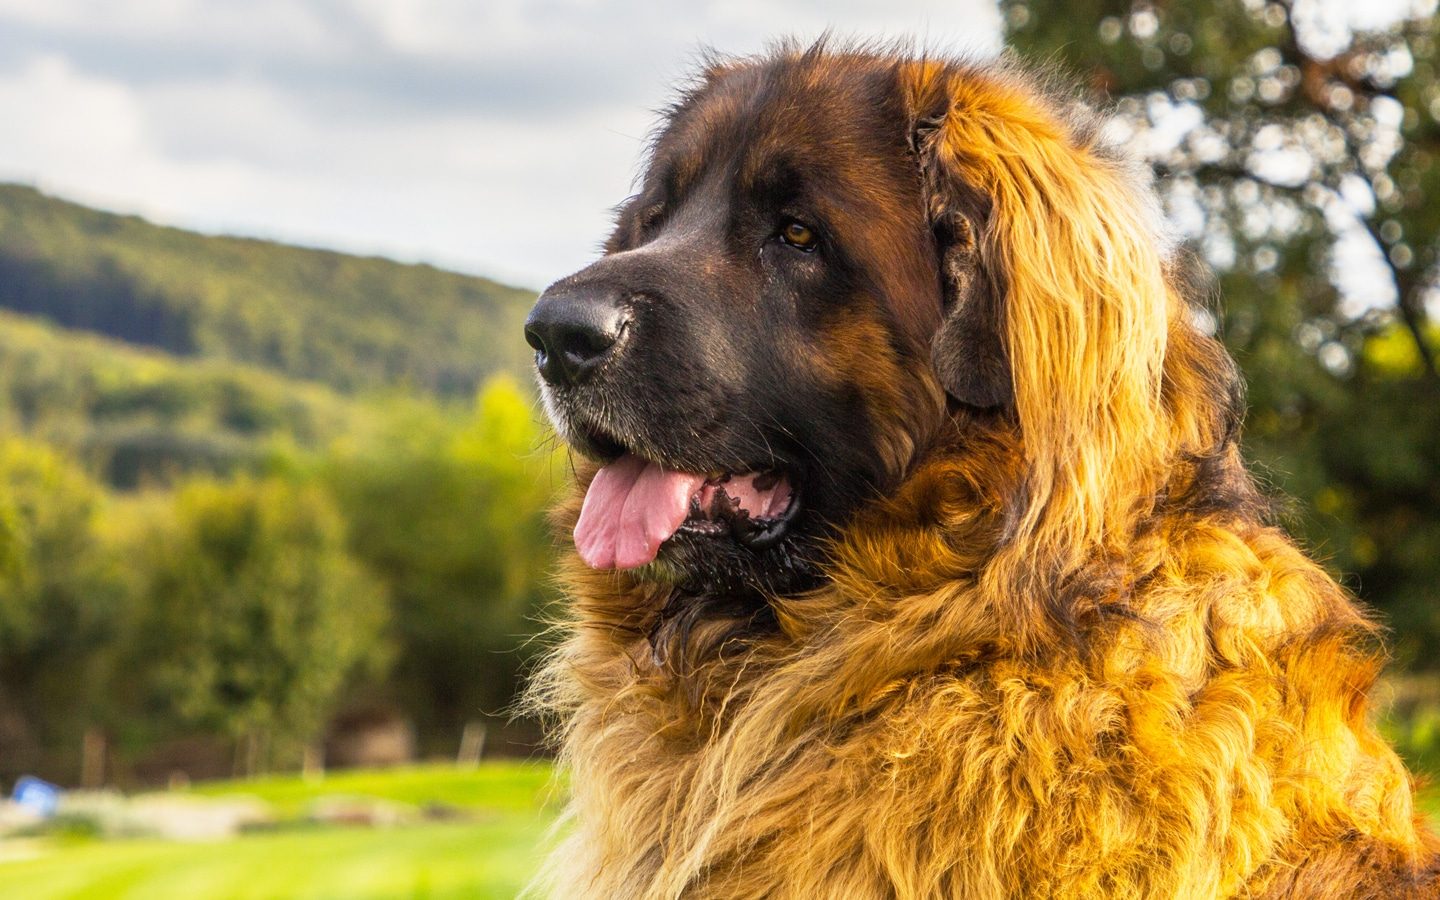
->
[0,761,561,900]
[185,759,559,818]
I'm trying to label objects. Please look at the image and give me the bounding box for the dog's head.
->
[527,45,1242,604]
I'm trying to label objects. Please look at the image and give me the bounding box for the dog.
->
[523,42,1440,898]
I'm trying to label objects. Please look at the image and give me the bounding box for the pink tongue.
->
[574,454,706,570]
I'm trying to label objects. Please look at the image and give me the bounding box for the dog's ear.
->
[911,95,1013,410]
[902,61,1175,553]
[928,213,1012,409]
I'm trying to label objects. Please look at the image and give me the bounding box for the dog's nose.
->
[524,286,630,386]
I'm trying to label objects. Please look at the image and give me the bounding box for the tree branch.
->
[1155,158,1440,383]
[1353,213,1440,382]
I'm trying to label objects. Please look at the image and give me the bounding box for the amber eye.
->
[779,220,817,251]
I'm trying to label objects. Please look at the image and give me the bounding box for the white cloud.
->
[0,1,1002,288]
[0,55,148,171]
[0,0,343,54]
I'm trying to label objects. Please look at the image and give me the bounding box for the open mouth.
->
[676,469,799,547]
[572,451,800,571]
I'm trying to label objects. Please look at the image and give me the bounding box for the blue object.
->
[12,775,61,818]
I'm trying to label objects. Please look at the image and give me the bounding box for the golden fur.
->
[528,48,1440,898]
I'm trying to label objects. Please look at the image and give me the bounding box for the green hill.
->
[0,184,537,396]
[0,310,370,487]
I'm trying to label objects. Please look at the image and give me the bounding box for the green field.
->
[0,762,1433,899]
[0,762,560,899]
[183,760,559,819]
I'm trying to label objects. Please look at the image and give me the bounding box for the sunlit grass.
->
[0,761,561,900]
[0,818,550,900]
[184,759,559,818]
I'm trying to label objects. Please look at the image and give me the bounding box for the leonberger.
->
[522,43,1440,898]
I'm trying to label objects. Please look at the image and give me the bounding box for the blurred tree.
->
[128,476,388,775]
[1004,0,1440,662]
[0,439,131,781]
[324,376,558,748]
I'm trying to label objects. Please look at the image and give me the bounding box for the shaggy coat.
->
[528,46,1440,899]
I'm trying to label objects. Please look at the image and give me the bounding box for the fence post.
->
[457,721,486,768]
[80,726,106,789]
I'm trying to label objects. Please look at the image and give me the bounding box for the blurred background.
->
[0,0,1434,897]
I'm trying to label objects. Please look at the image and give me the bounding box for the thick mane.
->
[527,45,1439,900]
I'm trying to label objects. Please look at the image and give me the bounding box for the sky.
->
[0,0,1002,291]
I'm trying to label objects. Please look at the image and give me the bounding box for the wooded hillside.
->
[0,184,536,397]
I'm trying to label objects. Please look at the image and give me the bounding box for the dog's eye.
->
[779,220,818,252]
